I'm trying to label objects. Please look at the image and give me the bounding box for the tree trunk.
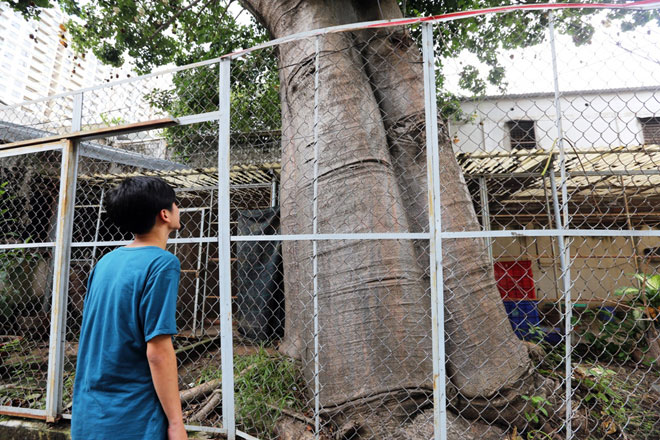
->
[240,0,548,435]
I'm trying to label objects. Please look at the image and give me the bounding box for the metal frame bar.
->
[548,13,573,439]
[466,170,660,178]
[423,22,447,440]
[437,230,660,238]
[45,138,79,422]
[56,416,237,438]
[230,233,431,241]
[0,406,48,419]
[479,176,494,264]
[0,141,64,158]
[312,35,322,440]
[0,118,178,150]
[177,111,222,125]
[218,57,236,440]
[0,242,55,250]
[58,228,660,251]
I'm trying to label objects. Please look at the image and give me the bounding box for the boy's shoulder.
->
[98,247,180,272]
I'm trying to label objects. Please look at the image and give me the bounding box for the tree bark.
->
[239,0,547,434]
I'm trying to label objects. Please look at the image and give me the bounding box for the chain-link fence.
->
[1,2,660,439]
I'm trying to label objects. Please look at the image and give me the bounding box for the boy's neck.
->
[129,226,172,250]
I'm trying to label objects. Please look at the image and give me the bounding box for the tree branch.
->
[190,389,222,422]
[150,0,234,37]
[180,378,222,404]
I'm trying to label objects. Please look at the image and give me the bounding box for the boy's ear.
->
[158,208,172,224]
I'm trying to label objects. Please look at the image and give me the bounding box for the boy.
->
[72,176,188,440]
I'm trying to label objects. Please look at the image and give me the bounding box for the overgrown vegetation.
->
[520,273,660,439]
[189,347,306,437]
[573,273,660,366]
[0,336,47,410]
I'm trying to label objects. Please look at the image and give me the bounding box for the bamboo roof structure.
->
[459,144,660,228]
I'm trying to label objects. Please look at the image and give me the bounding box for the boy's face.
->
[168,202,181,231]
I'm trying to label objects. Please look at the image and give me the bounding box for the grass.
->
[0,338,47,410]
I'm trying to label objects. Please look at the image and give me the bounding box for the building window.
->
[506,120,536,149]
[639,117,660,145]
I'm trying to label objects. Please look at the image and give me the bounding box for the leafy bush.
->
[576,273,660,363]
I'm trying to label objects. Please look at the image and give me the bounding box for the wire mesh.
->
[0,149,61,413]
[0,96,74,142]
[439,6,660,440]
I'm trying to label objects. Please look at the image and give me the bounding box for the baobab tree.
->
[239,1,549,437]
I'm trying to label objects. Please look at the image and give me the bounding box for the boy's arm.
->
[146,335,188,440]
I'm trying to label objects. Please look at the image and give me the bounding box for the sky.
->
[441,11,660,96]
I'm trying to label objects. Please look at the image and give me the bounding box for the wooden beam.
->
[0,117,178,152]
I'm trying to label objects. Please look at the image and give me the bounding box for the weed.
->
[521,394,550,425]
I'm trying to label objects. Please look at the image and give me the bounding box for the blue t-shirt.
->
[72,246,180,440]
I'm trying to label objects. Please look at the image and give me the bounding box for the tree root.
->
[274,405,507,440]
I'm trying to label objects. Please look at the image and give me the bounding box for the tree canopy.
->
[2,1,657,96]
[3,0,658,157]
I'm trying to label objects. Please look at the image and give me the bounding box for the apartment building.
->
[0,3,126,106]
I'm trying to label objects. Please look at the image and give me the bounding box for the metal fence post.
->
[548,12,573,439]
[479,177,493,265]
[218,58,236,440]
[312,35,321,440]
[422,22,447,440]
[45,92,82,422]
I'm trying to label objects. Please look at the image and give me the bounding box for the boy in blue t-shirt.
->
[72,177,188,440]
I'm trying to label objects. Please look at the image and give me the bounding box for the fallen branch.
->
[175,336,219,356]
[266,403,315,426]
[179,363,258,405]
[190,389,222,422]
[180,378,222,404]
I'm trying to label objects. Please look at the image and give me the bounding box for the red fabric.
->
[494,260,536,300]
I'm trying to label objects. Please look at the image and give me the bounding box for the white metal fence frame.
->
[0,2,659,440]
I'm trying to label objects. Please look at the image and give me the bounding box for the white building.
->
[451,86,660,153]
[0,3,127,105]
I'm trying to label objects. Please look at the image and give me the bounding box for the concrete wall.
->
[491,234,660,302]
[450,88,660,153]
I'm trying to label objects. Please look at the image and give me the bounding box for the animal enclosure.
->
[1,3,660,440]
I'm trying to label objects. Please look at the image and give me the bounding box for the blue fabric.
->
[72,246,180,440]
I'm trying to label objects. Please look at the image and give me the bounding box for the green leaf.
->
[646,275,660,292]
[633,273,647,282]
[615,287,639,296]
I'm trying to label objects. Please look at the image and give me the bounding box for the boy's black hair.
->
[105,176,176,235]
